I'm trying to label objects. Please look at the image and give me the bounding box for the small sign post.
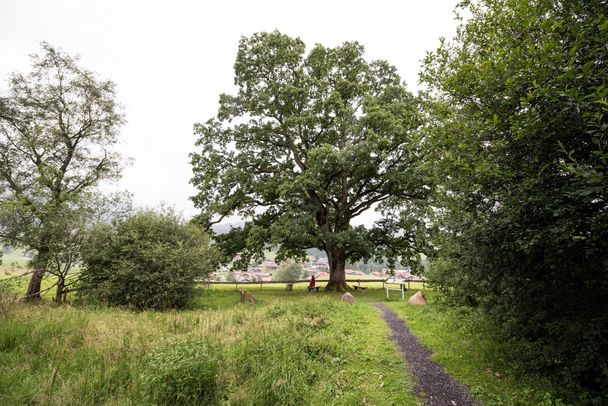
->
[385,278,406,301]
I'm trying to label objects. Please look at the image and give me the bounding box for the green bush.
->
[273,260,307,281]
[138,340,221,405]
[79,210,218,310]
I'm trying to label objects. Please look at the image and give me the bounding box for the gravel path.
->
[374,304,479,406]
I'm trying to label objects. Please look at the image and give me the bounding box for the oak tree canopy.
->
[190,31,431,291]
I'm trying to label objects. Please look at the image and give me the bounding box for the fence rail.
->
[199,278,427,290]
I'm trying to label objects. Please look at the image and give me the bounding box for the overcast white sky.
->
[1,0,461,226]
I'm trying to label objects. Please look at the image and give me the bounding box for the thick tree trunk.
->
[24,244,50,301]
[24,269,45,301]
[324,248,350,292]
[314,201,350,292]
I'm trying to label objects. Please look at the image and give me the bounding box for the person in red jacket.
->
[308,274,317,291]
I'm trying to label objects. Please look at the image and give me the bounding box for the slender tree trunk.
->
[324,247,350,292]
[54,275,65,304]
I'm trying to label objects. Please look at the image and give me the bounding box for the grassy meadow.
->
[0,283,569,405]
[0,251,32,281]
[1,251,31,268]
[1,287,419,406]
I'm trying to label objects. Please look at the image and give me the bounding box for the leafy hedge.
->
[422,0,608,403]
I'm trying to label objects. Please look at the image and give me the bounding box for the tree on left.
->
[0,43,125,301]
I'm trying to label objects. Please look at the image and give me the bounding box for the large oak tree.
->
[0,43,125,300]
[190,32,431,291]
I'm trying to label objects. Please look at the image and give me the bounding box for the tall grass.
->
[1,285,570,404]
[0,290,418,405]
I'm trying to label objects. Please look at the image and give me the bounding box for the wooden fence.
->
[199,278,427,291]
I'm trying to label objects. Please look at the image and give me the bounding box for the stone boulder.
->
[408,291,426,305]
[341,292,356,304]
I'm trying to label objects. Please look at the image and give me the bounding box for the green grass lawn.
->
[0,284,569,405]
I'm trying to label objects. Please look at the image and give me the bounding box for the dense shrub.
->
[138,340,221,405]
[422,0,608,402]
[79,210,217,310]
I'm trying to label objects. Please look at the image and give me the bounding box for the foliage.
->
[273,260,307,281]
[51,192,132,303]
[422,0,608,401]
[190,31,432,290]
[79,210,217,310]
[0,192,132,303]
[138,339,221,405]
[0,42,125,300]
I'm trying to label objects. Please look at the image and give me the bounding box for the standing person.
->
[308,274,317,291]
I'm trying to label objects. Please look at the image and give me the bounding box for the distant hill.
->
[305,248,325,258]
[211,221,244,235]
